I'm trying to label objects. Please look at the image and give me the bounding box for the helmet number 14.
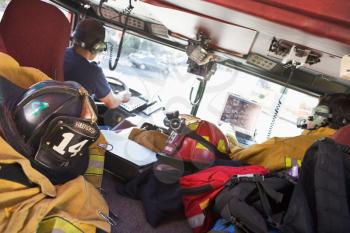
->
[53,132,89,157]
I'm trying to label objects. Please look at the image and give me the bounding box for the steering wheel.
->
[96,77,132,127]
[106,76,129,94]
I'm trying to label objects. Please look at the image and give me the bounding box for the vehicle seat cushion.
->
[332,124,350,147]
[0,0,70,81]
[0,34,7,53]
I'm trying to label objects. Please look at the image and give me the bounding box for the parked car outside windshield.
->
[128,51,170,75]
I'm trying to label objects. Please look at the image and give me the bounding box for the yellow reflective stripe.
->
[199,198,210,210]
[85,167,103,175]
[89,154,105,162]
[285,157,302,168]
[88,160,104,169]
[217,139,226,153]
[297,159,302,167]
[188,122,199,131]
[85,154,104,175]
[285,157,292,168]
[195,136,209,150]
[37,216,83,233]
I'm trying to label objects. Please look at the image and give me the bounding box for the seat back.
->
[0,0,71,81]
[332,124,350,147]
[0,34,7,53]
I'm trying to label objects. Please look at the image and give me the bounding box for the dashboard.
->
[96,77,154,127]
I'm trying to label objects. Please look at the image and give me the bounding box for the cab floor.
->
[102,172,192,233]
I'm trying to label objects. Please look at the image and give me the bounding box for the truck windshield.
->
[92,25,318,142]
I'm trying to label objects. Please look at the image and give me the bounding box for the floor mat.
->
[102,172,192,233]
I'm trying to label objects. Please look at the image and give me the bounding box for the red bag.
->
[180,165,269,233]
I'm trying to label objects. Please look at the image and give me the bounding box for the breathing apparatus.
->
[296,105,332,130]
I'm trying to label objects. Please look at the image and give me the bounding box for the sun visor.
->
[340,54,350,80]
[142,4,257,56]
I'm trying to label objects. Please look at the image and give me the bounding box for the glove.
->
[117,90,131,103]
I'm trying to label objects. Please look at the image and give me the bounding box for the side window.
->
[97,25,318,143]
[42,0,72,22]
[0,0,10,21]
[197,67,318,142]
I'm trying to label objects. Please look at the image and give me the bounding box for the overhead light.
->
[150,23,168,37]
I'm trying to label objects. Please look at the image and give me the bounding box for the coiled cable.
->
[266,65,295,138]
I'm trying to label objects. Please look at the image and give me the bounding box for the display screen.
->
[220,93,262,135]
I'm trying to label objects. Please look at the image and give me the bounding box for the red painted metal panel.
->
[207,0,350,44]
[248,0,350,25]
[142,0,350,44]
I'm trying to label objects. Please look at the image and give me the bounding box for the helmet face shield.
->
[35,116,99,169]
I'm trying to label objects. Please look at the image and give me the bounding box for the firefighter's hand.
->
[118,90,131,103]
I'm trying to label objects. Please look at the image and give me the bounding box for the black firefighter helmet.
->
[13,80,100,184]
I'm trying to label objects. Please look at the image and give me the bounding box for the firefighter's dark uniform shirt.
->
[64,47,111,99]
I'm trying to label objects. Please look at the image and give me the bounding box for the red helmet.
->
[174,118,230,164]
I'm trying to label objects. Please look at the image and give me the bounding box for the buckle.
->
[229,174,264,186]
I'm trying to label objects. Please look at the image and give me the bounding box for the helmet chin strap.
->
[79,87,97,123]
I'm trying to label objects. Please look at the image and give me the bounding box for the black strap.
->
[221,204,251,233]
[229,174,264,187]
[339,144,350,154]
[258,181,283,203]
[274,171,297,185]
[0,163,34,187]
[256,182,273,222]
[187,131,229,160]
[255,181,284,229]
[181,183,213,195]
[215,175,264,215]
[216,182,268,233]
[215,176,285,233]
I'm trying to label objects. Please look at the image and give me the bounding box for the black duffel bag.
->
[213,172,295,233]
